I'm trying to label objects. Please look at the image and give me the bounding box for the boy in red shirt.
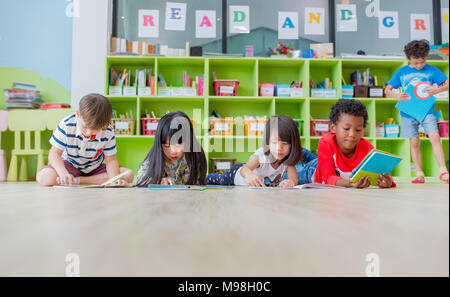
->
[314,99,396,188]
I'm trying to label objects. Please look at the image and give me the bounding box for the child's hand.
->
[350,176,371,189]
[161,178,174,185]
[426,86,440,96]
[279,179,295,188]
[377,174,393,188]
[395,93,410,101]
[111,179,129,187]
[57,173,77,185]
[246,174,266,187]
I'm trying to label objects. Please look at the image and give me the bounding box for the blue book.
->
[396,82,437,122]
[350,149,402,186]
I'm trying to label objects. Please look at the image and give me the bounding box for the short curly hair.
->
[404,40,430,59]
[329,99,368,128]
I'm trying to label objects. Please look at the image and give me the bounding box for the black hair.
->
[404,40,430,59]
[136,111,207,186]
[263,115,302,166]
[329,99,368,127]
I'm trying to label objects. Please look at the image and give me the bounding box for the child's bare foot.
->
[439,172,449,184]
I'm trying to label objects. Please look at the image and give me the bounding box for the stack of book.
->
[110,37,190,57]
[4,82,43,110]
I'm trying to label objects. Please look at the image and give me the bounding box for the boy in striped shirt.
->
[37,94,134,186]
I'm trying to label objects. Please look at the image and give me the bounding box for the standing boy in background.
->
[385,40,449,184]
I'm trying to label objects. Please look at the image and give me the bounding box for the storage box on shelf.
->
[141,118,160,136]
[209,118,234,136]
[211,158,237,174]
[111,118,136,136]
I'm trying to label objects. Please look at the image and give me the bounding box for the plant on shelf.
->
[269,42,294,58]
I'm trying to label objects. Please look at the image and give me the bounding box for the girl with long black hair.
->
[135,111,207,186]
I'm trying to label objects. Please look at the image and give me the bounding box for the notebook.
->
[350,149,402,186]
[396,82,437,122]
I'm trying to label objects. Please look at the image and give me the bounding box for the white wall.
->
[71,0,113,108]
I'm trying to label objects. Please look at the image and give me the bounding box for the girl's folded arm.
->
[239,155,260,179]
[302,148,317,164]
[286,165,298,185]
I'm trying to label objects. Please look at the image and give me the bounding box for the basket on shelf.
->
[209,117,234,136]
[141,118,160,136]
[111,118,136,135]
[310,119,330,137]
[213,80,239,96]
[244,119,267,136]
[211,158,237,174]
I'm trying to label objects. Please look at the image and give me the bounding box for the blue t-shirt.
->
[388,64,448,118]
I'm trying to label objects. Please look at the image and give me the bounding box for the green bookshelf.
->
[105,56,449,179]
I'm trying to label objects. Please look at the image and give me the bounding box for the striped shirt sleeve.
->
[103,128,117,156]
[49,120,68,151]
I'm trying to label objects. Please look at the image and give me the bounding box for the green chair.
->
[0,111,7,181]
[7,110,47,182]
[46,109,76,131]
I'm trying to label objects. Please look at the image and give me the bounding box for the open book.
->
[147,185,232,191]
[54,170,132,188]
[249,183,342,190]
[350,149,402,186]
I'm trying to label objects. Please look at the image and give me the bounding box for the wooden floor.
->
[0,182,448,277]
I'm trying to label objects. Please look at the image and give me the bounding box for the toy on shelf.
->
[111,109,136,135]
